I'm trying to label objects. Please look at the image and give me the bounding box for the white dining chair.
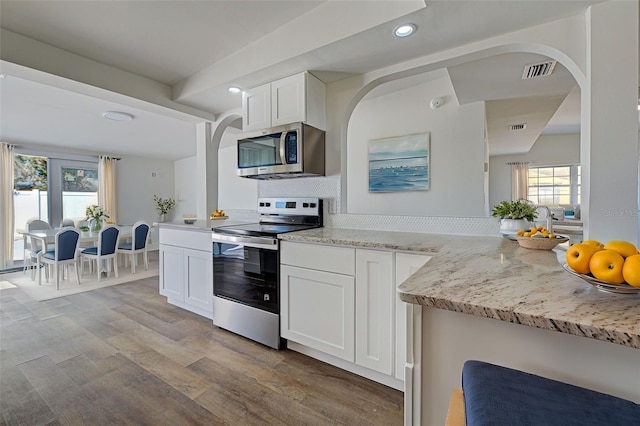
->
[80,225,120,283]
[37,228,81,290]
[60,218,75,227]
[23,218,52,279]
[118,221,150,274]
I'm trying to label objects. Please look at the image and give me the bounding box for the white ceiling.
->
[0,0,604,160]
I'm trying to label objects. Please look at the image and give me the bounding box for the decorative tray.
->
[515,235,568,250]
[561,263,640,294]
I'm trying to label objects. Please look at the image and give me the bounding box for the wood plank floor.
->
[0,277,403,425]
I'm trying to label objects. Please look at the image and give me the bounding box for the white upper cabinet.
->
[242,83,271,132]
[242,71,326,131]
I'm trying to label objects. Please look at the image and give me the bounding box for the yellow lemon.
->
[603,240,638,259]
[622,254,640,287]
[582,240,604,249]
[589,250,625,284]
[565,243,603,275]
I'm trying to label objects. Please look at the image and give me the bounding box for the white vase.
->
[499,219,530,236]
[159,214,166,223]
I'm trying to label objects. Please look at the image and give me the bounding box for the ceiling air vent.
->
[509,123,527,131]
[522,60,557,79]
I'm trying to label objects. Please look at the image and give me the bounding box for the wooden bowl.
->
[515,235,568,250]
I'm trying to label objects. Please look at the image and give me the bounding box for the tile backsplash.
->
[256,175,500,236]
[258,176,341,211]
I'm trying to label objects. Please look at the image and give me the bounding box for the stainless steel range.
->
[212,197,322,349]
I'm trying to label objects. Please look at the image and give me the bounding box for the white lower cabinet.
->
[281,265,355,361]
[394,252,432,381]
[159,228,213,319]
[159,244,184,300]
[184,248,214,312]
[280,241,429,389]
[355,249,394,375]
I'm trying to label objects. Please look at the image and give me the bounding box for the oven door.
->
[212,233,279,314]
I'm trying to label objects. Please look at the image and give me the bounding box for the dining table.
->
[20,225,134,248]
[19,225,135,280]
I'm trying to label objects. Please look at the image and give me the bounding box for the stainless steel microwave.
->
[237,122,325,179]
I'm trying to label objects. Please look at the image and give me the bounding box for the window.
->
[61,166,98,221]
[528,165,581,205]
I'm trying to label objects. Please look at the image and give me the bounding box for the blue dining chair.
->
[37,228,81,290]
[118,221,150,274]
[80,225,120,283]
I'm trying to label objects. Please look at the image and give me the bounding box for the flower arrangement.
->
[86,204,110,231]
[154,195,176,215]
[86,204,110,223]
[491,199,538,221]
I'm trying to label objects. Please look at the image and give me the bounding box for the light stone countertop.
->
[279,228,640,349]
[156,218,251,232]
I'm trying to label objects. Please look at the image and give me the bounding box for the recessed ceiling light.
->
[102,111,134,122]
[228,86,242,94]
[394,24,416,38]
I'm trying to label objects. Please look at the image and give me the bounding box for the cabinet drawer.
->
[159,228,211,251]
[281,241,355,275]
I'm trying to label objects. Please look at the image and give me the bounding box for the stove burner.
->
[214,222,320,238]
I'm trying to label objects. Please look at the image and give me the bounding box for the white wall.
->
[171,126,257,220]
[218,127,258,210]
[489,133,580,208]
[347,75,486,216]
[174,156,198,218]
[116,155,175,225]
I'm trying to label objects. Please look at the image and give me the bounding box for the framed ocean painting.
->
[368,132,430,192]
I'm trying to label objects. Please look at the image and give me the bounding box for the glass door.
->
[13,154,49,262]
[12,154,98,265]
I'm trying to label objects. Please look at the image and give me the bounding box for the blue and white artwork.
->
[368,133,430,192]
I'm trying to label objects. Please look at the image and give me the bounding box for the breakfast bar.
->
[280,228,640,425]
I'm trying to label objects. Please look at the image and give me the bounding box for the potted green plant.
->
[491,199,538,236]
[154,195,176,222]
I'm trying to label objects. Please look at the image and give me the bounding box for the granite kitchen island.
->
[280,228,640,426]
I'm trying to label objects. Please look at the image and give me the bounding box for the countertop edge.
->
[400,293,640,349]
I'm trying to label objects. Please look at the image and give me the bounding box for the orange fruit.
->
[603,240,638,258]
[565,243,603,274]
[622,254,640,287]
[589,250,625,284]
[582,240,604,249]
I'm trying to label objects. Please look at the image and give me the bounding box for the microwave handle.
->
[279,132,288,165]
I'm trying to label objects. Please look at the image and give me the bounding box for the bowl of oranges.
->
[514,226,568,250]
[563,240,640,294]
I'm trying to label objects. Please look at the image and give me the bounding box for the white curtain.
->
[509,162,529,201]
[0,143,15,269]
[98,156,117,224]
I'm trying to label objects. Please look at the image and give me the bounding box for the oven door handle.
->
[212,233,278,250]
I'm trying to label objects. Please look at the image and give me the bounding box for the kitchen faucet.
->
[536,205,553,235]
